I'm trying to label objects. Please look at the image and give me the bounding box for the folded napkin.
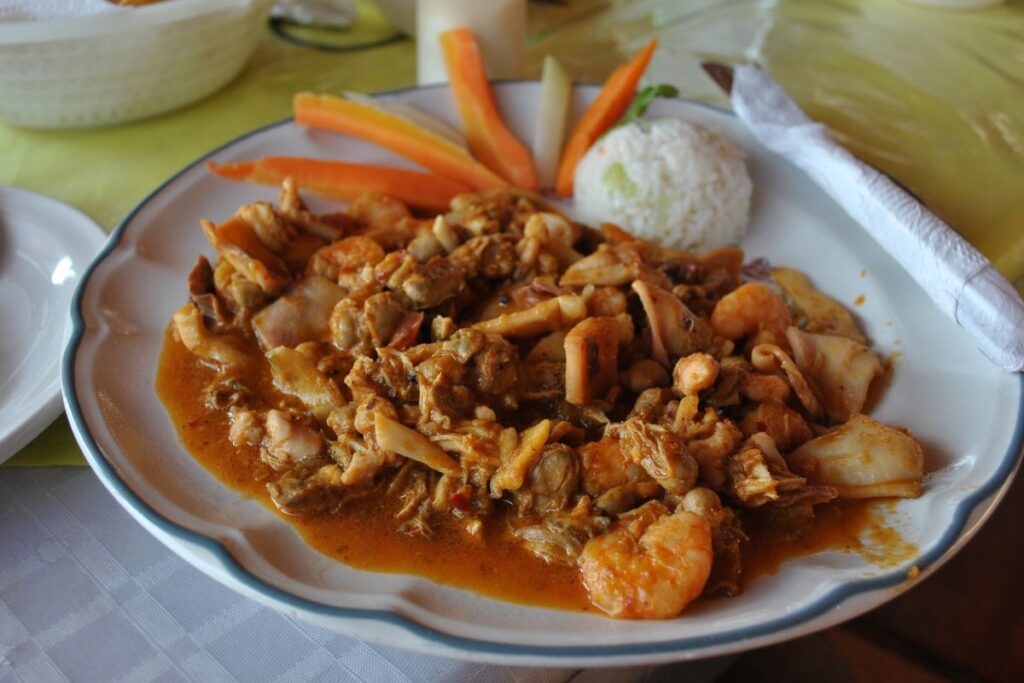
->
[0,0,121,21]
[731,65,1024,373]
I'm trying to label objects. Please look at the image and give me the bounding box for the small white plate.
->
[64,83,1024,666]
[0,186,106,463]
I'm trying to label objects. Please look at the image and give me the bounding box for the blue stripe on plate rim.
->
[62,83,1024,661]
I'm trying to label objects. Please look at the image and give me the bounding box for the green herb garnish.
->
[610,84,679,131]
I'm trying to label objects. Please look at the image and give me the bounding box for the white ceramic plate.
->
[63,83,1024,666]
[0,186,105,463]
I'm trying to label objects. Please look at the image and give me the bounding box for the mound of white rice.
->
[573,117,752,251]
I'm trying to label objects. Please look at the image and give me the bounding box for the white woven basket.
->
[0,0,274,128]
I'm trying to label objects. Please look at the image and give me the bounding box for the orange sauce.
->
[157,327,915,613]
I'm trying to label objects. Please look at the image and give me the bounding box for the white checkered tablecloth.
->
[0,467,589,683]
[0,467,736,682]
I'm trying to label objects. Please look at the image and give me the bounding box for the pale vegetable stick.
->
[533,56,572,189]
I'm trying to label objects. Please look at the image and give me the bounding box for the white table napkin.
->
[731,65,1024,373]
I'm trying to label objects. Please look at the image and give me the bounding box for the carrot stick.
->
[294,92,507,191]
[554,37,659,197]
[208,158,471,212]
[439,27,538,190]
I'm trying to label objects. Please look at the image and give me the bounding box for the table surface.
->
[2,0,1023,680]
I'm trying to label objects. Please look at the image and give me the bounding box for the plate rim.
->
[0,184,106,463]
[61,81,1024,662]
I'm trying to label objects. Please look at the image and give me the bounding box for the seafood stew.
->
[161,182,924,619]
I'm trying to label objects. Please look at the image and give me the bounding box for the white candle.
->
[416,0,527,85]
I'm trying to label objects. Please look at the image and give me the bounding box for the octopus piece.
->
[788,414,924,499]
[786,326,883,423]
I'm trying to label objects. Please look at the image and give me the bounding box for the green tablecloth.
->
[3,0,1022,466]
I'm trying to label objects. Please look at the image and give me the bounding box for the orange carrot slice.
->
[554,37,659,197]
[294,92,506,191]
[208,157,470,212]
[439,27,538,190]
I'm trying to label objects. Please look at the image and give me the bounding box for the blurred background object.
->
[416,0,527,84]
[0,0,275,128]
[375,0,414,34]
[272,0,355,27]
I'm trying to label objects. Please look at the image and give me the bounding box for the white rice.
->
[573,117,752,251]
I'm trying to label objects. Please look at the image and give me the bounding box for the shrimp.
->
[305,236,385,287]
[578,508,712,619]
[710,282,792,344]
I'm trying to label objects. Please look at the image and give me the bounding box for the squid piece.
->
[559,243,639,287]
[632,280,712,366]
[750,343,823,419]
[266,346,344,421]
[788,414,924,499]
[786,326,883,423]
[564,317,620,405]
[490,419,552,496]
[772,267,866,344]
[201,218,290,295]
[526,330,567,363]
[472,294,586,338]
[374,412,459,474]
[252,276,347,350]
[172,303,249,367]
[431,214,461,253]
